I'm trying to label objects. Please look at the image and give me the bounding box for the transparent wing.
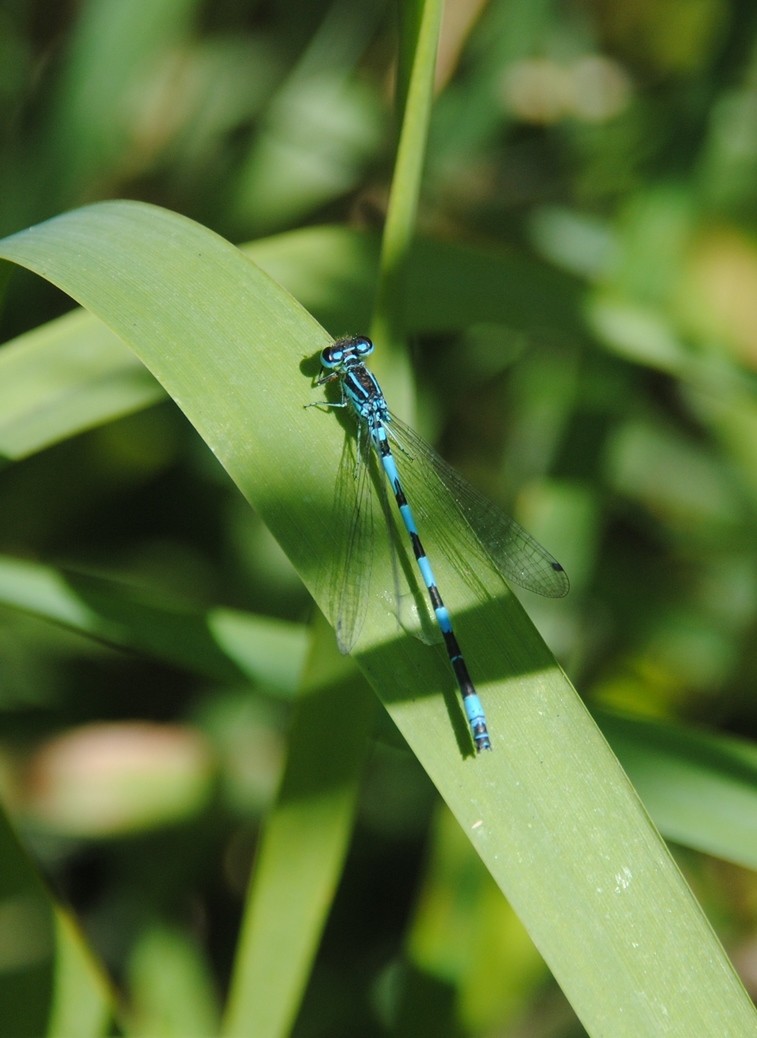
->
[323,429,377,654]
[385,413,569,598]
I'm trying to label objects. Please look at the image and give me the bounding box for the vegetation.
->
[0,1,756,1035]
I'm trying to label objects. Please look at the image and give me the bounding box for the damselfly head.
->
[321,335,374,370]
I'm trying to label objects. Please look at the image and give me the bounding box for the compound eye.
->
[320,346,341,368]
[355,336,374,357]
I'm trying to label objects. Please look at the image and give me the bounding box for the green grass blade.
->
[373,0,443,351]
[0,200,754,1035]
[0,809,115,1036]
[126,923,220,1038]
[222,625,376,1038]
[601,710,757,870]
[0,554,307,695]
[0,309,162,462]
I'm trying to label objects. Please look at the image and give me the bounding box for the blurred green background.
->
[1,0,756,1035]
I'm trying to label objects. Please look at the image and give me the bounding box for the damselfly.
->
[311,335,568,753]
